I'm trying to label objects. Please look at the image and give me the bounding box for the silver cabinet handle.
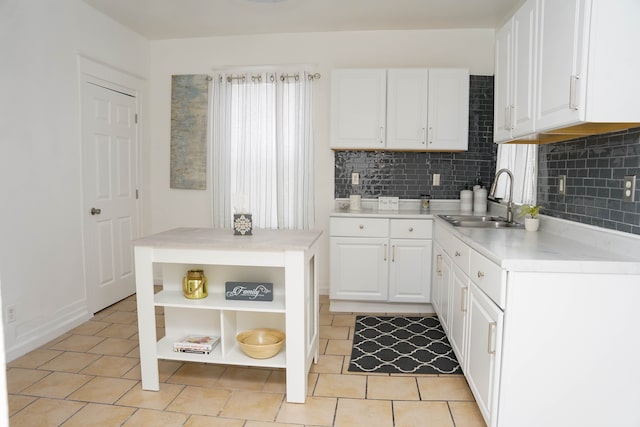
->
[455,251,461,257]
[461,287,468,312]
[510,105,516,130]
[428,126,433,144]
[90,207,101,215]
[436,254,442,275]
[421,127,426,145]
[379,126,385,144]
[359,224,364,229]
[383,244,387,261]
[408,227,414,232]
[391,245,396,262]
[477,271,484,279]
[569,74,580,110]
[488,322,497,355]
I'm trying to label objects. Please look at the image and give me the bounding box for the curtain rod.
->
[222,72,321,83]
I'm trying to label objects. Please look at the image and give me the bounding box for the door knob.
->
[90,208,101,215]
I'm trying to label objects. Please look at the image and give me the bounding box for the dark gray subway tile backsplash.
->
[334,75,640,236]
[538,128,640,235]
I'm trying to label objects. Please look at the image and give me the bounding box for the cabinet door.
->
[330,69,387,149]
[387,69,429,150]
[330,237,388,301]
[494,0,537,143]
[466,283,504,427]
[388,238,432,303]
[511,0,537,138]
[450,266,469,366]
[427,68,469,151]
[439,248,453,334]
[431,242,445,315]
[493,18,513,143]
[535,0,589,130]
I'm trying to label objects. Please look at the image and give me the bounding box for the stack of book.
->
[173,335,220,354]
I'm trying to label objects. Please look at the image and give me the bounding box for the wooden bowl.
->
[236,328,285,359]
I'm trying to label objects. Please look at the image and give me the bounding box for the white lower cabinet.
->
[433,221,640,427]
[431,242,447,322]
[449,265,469,366]
[433,223,504,426]
[330,236,389,300]
[437,248,452,333]
[388,238,432,302]
[330,216,432,312]
[466,281,503,426]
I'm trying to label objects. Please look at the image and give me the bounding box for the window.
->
[493,143,537,205]
[211,71,316,230]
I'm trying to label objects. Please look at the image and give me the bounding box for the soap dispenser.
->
[473,172,483,191]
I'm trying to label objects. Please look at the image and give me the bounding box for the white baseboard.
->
[329,299,434,314]
[5,306,91,362]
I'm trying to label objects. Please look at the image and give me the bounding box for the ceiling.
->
[83,0,523,40]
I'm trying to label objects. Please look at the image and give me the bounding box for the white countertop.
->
[331,207,434,219]
[330,205,640,274]
[444,220,640,274]
[134,227,323,252]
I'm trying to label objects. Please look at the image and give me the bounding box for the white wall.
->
[149,29,495,292]
[0,0,149,361]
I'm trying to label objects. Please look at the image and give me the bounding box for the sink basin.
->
[438,214,524,229]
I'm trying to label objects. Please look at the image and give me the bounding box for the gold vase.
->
[183,269,208,299]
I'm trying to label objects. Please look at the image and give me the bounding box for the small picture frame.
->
[225,282,273,301]
[233,214,252,235]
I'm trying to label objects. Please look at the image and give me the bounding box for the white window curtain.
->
[494,143,538,205]
[211,71,315,230]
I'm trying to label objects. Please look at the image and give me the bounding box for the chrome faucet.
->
[489,168,515,223]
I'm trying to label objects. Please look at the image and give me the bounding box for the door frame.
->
[78,54,146,313]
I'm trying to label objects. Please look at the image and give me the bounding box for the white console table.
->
[133,227,322,403]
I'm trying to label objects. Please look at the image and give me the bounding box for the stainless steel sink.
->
[438,214,524,229]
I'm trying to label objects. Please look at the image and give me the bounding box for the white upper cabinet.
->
[330,69,387,149]
[331,68,469,151]
[535,0,588,129]
[427,68,470,150]
[495,0,640,143]
[494,18,512,142]
[494,0,537,142]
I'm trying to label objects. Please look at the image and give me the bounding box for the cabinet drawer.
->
[390,219,432,239]
[469,249,506,309]
[436,226,469,274]
[330,217,389,237]
[450,242,470,275]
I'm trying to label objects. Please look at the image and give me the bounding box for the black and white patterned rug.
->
[348,315,462,374]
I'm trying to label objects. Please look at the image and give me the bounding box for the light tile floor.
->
[6,293,486,426]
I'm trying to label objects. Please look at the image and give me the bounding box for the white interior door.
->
[82,81,139,314]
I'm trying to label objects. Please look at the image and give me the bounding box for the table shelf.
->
[156,336,287,368]
[154,289,286,313]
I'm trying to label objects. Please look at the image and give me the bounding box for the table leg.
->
[285,250,306,403]
[134,246,159,391]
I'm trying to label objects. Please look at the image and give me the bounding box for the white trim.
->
[0,280,7,424]
[78,53,146,91]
